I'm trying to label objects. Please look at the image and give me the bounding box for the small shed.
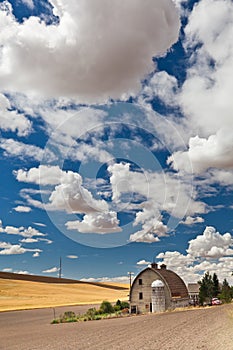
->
[188,283,200,305]
[130,263,189,314]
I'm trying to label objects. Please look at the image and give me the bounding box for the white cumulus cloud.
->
[0,241,41,255]
[137,259,151,266]
[0,0,180,103]
[187,226,233,258]
[0,93,31,136]
[66,211,121,234]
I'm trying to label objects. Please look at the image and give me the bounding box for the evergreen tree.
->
[213,273,220,297]
[220,279,232,303]
[198,271,214,305]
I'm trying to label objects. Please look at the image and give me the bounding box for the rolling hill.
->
[0,271,129,312]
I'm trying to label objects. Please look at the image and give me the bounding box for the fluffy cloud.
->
[141,0,233,177]
[0,221,46,238]
[16,166,109,213]
[142,71,179,106]
[108,161,206,242]
[108,162,206,218]
[16,166,121,234]
[66,255,78,259]
[166,0,233,174]
[180,216,204,226]
[187,226,233,258]
[0,138,47,161]
[66,211,121,234]
[137,259,151,266]
[42,266,59,273]
[208,169,233,187]
[156,226,233,283]
[0,0,180,103]
[49,171,109,214]
[0,242,26,255]
[129,216,168,243]
[13,205,32,213]
[0,93,31,136]
[80,276,129,284]
[129,231,160,244]
[181,0,233,134]
[15,165,64,185]
[0,241,41,255]
[168,131,233,173]
[157,251,194,269]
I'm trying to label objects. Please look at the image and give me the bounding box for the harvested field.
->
[0,273,129,311]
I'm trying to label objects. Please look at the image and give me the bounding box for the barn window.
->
[139,279,142,285]
[139,292,143,300]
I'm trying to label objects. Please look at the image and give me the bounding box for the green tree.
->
[198,271,214,305]
[219,279,232,303]
[114,299,129,310]
[213,273,220,297]
[99,300,114,314]
[230,286,233,299]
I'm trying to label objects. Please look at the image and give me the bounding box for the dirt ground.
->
[0,303,232,350]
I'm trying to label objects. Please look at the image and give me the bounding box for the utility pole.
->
[128,271,134,295]
[59,256,62,279]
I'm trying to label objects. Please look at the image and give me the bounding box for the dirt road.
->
[0,304,232,350]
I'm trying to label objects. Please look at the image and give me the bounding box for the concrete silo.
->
[151,280,165,313]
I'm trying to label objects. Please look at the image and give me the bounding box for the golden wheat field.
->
[0,278,129,312]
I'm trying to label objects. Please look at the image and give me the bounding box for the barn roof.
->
[153,268,189,298]
[131,266,189,299]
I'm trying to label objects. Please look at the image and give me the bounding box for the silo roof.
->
[151,280,164,288]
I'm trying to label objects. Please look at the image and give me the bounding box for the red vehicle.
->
[211,298,221,305]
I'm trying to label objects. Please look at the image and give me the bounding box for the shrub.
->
[51,319,60,324]
[59,311,77,323]
[114,305,121,312]
[120,301,130,309]
[94,315,101,320]
[114,300,129,310]
[86,308,97,319]
[99,300,114,314]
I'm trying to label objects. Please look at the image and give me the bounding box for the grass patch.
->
[51,300,129,324]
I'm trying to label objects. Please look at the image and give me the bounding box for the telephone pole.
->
[59,256,62,279]
[128,271,134,293]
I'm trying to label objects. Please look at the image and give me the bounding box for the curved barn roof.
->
[154,268,189,298]
[131,267,188,299]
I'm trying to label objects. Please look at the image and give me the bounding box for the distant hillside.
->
[0,271,128,290]
[0,273,129,311]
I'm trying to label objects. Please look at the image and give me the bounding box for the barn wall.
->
[130,269,171,314]
[171,298,190,309]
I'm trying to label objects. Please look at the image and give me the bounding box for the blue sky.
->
[0,0,233,285]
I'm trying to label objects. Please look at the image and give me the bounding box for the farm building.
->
[188,283,200,305]
[130,263,189,314]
